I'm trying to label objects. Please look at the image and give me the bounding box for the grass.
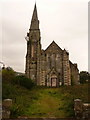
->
[2,83,88,118]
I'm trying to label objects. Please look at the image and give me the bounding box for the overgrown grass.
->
[2,83,88,118]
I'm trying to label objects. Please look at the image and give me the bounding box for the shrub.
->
[80,71,90,84]
[10,104,24,118]
[2,67,15,83]
[13,75,35,89]
[2,83,17,100]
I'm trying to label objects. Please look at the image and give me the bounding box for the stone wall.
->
[43,41,63,87]
[63,49,71,85]
[74,99,90,119]
[69,62,80,85]
[2,99,12,119]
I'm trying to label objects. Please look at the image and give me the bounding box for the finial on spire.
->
[34,2,36,9]
[35,1,36,6]
[31,2,38,21]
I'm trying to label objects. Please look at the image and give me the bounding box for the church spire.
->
[30,3,39,30]
[32,3,38,21]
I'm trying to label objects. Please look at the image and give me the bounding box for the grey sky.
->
[1,0,88,73]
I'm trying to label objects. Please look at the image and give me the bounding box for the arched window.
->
[46,54,51,68]
[51,54,55,67]
[31,45,34,57]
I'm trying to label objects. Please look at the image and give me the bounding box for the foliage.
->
[2,68,88,118]
[2,67,15,83]
[2,67,35,90]
[2,83,17,100]
[3,83,88,118]
[12,75,35,89]
[80,71,90,84]
[10,104,24,118]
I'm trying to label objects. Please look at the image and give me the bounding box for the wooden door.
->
[51,75,57,87]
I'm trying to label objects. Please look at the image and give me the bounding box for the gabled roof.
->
[45,40,63,53]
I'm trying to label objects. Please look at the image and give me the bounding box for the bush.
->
[10,104,24,118]
[65,100,74,117]
[13,75,35,89]
[80,71,90,84]
[2,83,17,100]
[2,67,15,83]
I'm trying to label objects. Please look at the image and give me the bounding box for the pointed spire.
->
[32,3,38,21]
[30,3,39,30]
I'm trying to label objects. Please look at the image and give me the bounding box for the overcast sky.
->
[0,0,88,73]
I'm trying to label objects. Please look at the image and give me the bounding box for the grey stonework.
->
[74,99,90,119]
[25,3,79,87]
[2,99,12,118]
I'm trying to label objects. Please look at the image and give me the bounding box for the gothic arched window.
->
[31,45,34,57]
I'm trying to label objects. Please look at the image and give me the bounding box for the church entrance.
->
[51,74,57,87]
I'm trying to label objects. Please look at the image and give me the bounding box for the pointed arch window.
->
[31,45,34,57]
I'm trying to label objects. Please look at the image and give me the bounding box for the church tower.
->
[25,3,41,84]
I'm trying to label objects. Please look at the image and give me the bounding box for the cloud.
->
[1,0,88,72]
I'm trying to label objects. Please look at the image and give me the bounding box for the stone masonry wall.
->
[63,49,71,85]
[70,61,79,85]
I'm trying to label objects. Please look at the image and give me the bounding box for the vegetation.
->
[2,67,15,83]
[2,83,88,118]
[2,67,35,90]
[80,71,90,84]
[2,67,89,118]
[12,75,35,89]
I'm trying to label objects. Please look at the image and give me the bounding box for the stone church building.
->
[25,4,79,87]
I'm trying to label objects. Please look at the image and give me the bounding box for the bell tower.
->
[25,3,41,83]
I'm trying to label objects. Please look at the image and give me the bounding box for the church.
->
[25,3,79,87]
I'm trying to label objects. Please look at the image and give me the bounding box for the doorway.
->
[51,74,57,87]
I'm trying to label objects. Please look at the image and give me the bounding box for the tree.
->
[2,67,15,83]
[80,71,90,84]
